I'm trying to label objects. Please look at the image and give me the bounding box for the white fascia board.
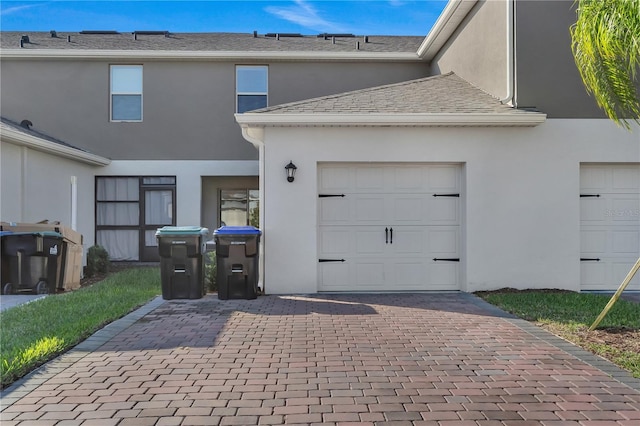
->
[0,49,423,62]
[235,112,547,128]
[417,0,478,60]
[1,128,111,166]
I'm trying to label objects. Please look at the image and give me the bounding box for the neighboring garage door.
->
[580,164,640,291]
[318,163,461,292]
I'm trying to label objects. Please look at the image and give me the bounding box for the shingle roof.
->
[1,116,89,152]
[0,31,424,53]
[249,72,538,115]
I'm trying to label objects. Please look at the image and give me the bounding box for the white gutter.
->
[500,0,516,105]
[236,112,546,128]
[0,49,422,62]
[1,127,111,166]
[238,125,266,294]
[417,0,478,60]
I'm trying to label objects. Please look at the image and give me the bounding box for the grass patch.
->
[476,290,640,378]
[1,267,160,388]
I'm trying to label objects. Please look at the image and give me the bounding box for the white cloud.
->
[264,0,344,33]
[0,3,41,16]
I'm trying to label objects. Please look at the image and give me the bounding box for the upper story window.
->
[236,65,268,113]
[110,65,143,121]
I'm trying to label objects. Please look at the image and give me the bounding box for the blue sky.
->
[0,1,447,36]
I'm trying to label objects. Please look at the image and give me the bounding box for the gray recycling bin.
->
[213,226,262,300]
[1,231,64,295]
[156,226,209,300]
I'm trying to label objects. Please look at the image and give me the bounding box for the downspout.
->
[500,0,516,106]
[239,124,266,293]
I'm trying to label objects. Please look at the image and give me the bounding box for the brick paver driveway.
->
[2,293,639,425]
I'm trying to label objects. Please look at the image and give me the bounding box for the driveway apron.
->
[2,293,639,425]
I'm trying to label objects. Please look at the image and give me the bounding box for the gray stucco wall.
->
[431,0,508,101]
[515,0,606,117]
[0,59,429,160]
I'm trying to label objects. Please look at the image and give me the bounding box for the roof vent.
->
[356,41,360,50]
[19,35,29,48]
[253,30,258,38]
[133,30,169,36]
[318,33,355,39]
[50,30,58,38]
[364,36,369,43]
[20,120,33,129]
[79,30,119,34]
[265,33,303,38]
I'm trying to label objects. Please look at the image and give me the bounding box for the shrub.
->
[85,245,110,277]
[205,251,217,292]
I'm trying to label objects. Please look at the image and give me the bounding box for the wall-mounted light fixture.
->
[285,161,297,182]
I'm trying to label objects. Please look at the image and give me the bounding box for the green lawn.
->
[476,290,640,378]
[1,267,160,388]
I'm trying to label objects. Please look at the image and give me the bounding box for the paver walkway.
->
[2,293,639,425]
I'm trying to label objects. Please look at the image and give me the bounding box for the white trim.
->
[1,49,423,62]
[417,0,478,60]
[236,112,547,128]
[1,127,111,166]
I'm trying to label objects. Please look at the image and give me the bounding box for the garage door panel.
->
[613,262,640,289]
[355,167,385,191]
[355,196,386,222]
[319,262,350,290]
[355,229,386,254]
[612,167,640,191]
[429,197,460,223]
[319,166,351,191]
[355,262,386,287]
[429,262,459,289]
[319,228,350,254]
[319,197,350,223]
[612,229,640,254]
[580,229,607,254]
[611,197,640,222]
[580,197,607,222]
[429,228,459,255]
[393,229,424,254]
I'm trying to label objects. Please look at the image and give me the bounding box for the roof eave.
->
[1,127,111,166]
[0,49,423,62]
[235,113,547,128]
[417,0,479,60]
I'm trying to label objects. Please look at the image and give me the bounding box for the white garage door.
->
[318,163,461,292]
[580,165,640,291]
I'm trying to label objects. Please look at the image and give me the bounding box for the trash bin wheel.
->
[36,280,49,295]
[3,282,14,295]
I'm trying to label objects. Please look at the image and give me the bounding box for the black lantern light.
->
[285,161,297,182]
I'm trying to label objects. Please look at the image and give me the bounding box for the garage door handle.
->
[319,194,345,198]
[319,258,346,262]
[580,258,601,261]
[390,227,393,244]
[433,193,460,197]
[385,227,388,244]
[433,258,460,262]
[580,194,600,197]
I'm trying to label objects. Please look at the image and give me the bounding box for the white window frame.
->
[236,65,268,113]
[110,65,143,122]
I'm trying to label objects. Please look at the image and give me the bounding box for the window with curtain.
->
[111,65,143,121]
[236,65,268,113]
[96,176,175,261]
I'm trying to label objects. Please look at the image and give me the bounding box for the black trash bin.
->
[156,226,209,300]
[1,231,64,295]
[213,226,262,300]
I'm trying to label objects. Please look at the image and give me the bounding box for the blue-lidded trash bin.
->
[213,226,262,300]
[155,226,209,300]
[1,231,63,295]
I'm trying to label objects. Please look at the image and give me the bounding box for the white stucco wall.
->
[257,119,639,294]
[1,142,100,251]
